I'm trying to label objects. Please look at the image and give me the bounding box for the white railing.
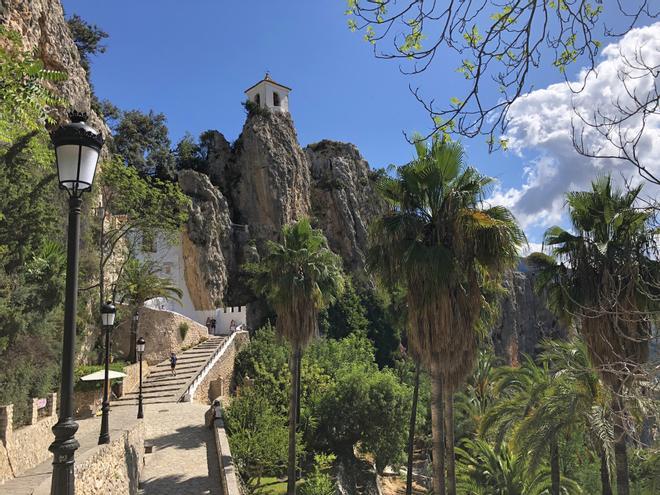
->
[182,331,247,402]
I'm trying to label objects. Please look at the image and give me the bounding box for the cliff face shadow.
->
[149,424,210,451]
[124,436,140,495]
[139,474,220,495]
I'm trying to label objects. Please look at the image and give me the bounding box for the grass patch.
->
[251,477,303,495]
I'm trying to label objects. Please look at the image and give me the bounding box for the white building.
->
[245,73,291,113]
[139,233,246,335]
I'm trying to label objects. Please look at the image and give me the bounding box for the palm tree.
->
[530,176,659,495]
[117,258,183,308]
[117,257,183,361]
[368,138,525,495]
[248,219,344,495]
[537,339,614,495]
[456,438,582,495]
[482,342,614,495]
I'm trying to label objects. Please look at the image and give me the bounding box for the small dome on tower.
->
[245,73,291,113]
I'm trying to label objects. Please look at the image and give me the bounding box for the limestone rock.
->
[230,110,311,244]
[205,130,233,189]
[178,169,234,307]
[491,259,567,364]
[0,0,109,136]
[306,140,386,271]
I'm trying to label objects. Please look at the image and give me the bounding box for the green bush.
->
[179,322,189,341]
[74,361,127,391]
[299,454,336,495]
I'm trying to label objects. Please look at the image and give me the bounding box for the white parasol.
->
[80,370,127,382]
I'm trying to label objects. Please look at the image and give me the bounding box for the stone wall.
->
[0,393,57,483]
[72,418,145,495]
[113,306,209,365]
[193,332,249,404]
[74,389,101,419]
[210,403,242,495]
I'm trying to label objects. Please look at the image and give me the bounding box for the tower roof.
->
[244,73,292,93]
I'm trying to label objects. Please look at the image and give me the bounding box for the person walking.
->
[170,352,178,376]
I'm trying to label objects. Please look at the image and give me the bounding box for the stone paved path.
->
[0,406,139,495]
[138,402,221,495]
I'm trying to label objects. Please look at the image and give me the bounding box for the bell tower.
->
[244,73,291,113]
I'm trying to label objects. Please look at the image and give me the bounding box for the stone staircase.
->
[115,336,226,406]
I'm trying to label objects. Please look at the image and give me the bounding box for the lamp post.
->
[98,302,116,445]
[136,337,146,419]
[128,310,139,363]
[49,111,104,495]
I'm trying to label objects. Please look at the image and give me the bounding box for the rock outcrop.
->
[1,0,109,134]
[491,260,567,364]
[306,140,385,271]
[230,111,311,244]
[179,170,234,308]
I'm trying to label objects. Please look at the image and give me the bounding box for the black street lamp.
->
[98,302,116,445]
[49,111,104,495]
[128,310,139,363]
[136,337,146,419]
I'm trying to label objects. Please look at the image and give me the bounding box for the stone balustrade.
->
[187,331,249,403]
[209,402,242,495]
[0,393,58,483]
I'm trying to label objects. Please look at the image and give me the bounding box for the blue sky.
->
[60,1,659,246]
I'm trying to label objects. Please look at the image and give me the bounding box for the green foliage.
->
[232,329,410,474]
[247,218,344,350]
[116,258,183,308]
[111,109,177,180]
[224,387,303,485]
[0,27,68,426]
[174,131,215,174]
[313,364,409,472]
[0,26,66,141]
[66,14,108,76]
[243,99,271,117]
[299,454,336,495]
[456,438,582,494]
[629,450,660,495]
[234,323,290,411]
[99,156,189,238]
[319,278,368,339]
[73,361,127,392]
[320,276,403,368]
[178,322,189,341]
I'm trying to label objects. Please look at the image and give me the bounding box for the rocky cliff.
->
[1,0,109,135]
[230,111,311,245]
[306,140,385,271]
[188,110,386,319]
[178,170,234,309]
[4,0,563,355]
[492,261,567,364]
[181,110,562,358]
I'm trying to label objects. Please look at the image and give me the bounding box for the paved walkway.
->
[138,403,221,495]
[0,407,140,495]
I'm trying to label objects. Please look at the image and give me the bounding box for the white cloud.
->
[491,22,660,233]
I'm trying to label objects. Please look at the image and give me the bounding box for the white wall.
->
[139,233,248,332]
[245,81,290,113]
[215,306,247,335]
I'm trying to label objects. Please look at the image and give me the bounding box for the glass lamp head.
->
[52,111,104,196]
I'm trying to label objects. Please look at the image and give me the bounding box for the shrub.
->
[179,322,189,341]
[299,454,336,495]
[74,361,127,391]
